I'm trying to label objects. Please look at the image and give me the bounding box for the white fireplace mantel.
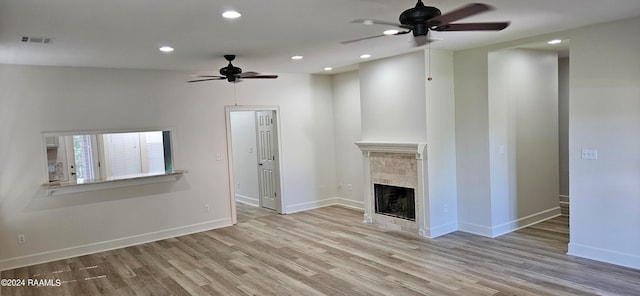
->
[355,140,429,238]
[355,141,426,159]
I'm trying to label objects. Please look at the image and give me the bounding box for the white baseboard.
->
[559,194,570,203]
[491,207,561,237]
[568,242,640,270]
[425,221,458,238]
[458,221,494,237]
[235,194,259,206]
[284,197,364,214]
[0,218,231,272]
[333,197,365,211]
[459,206,561,238]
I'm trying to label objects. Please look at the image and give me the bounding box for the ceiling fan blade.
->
[428,3,492,26]
[351,19,413,30]
[187,77,225,83]
[239,71,260,78]
[341,34,387,44]
[341,30,411,44]
[192,75,224,78]
[434,22,509,31]
[241,75,278,79]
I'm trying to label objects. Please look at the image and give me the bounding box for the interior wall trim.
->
[235,194,260,206]
[284,197,364,214]
[459,206,561,238]
[491,207,561,237]
[568,242,640,270]
[0,218,231,272]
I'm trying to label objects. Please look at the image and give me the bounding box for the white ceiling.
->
[1,0,640,75]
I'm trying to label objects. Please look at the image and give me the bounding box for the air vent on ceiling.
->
[21,36,53,44]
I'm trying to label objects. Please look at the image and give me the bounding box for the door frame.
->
[225,105,285,224]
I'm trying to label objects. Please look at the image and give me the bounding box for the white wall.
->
[454,49,493,234]
[359,51,427,142]
[230,111,259,206]
[331,71,364,209]
[568,17,640,269]
[488,49,560,236]
[0,64,337,269]
[454,15,640,268]
[558,57,570,198]
[456,47,561,237]
[424,49,458,237]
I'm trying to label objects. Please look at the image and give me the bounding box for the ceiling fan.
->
[188,55,278,83]
[342,1,510,46]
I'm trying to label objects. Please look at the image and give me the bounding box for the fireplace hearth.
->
[374,184,415,221]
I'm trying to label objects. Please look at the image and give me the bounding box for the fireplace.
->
[355,141,427,236]
[374,184,415,221]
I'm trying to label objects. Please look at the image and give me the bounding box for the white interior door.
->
[256,111,280,211]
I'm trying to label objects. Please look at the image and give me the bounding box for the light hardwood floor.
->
[2,205,639,295]
[236,202,278,223]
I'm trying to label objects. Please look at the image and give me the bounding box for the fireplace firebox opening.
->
[374,183,416,221]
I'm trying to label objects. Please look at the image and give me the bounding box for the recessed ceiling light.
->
[383,29,399,35]
[360,54,371,59]
[159,46,174,53]
[222,10,241,19]
[324,67,333,71]
[548,39,562,45]
[291,55,303,60]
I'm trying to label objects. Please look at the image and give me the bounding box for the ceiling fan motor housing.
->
[220,54,241,82]
[399,0,442,36]
[219,65,242,77]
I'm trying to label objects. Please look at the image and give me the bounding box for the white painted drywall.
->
[359,51,427,142]
[488,49,560,236]
[454,15,640,267]
[456,47,561,237]
[424,49,458,236]
[568,16,640,269]
[0,65,337,269]
[453,49,493,235]
[230,111,259,206]
[331,71,364,209]
[558,57,570,198]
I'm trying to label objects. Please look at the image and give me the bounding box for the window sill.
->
[44,170,187,196]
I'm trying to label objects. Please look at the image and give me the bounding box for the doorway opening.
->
[225,106,284,224]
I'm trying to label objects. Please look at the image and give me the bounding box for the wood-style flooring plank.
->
[2,203,640,296]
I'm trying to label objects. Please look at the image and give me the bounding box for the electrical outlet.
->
[18,234,26,244]
[444,204,448,213]
[347,184,353,191]
[204,204,210,213]
[216,153,223,161]
[581,148,598,160]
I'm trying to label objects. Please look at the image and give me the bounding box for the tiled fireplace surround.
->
[355,141,428,237]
